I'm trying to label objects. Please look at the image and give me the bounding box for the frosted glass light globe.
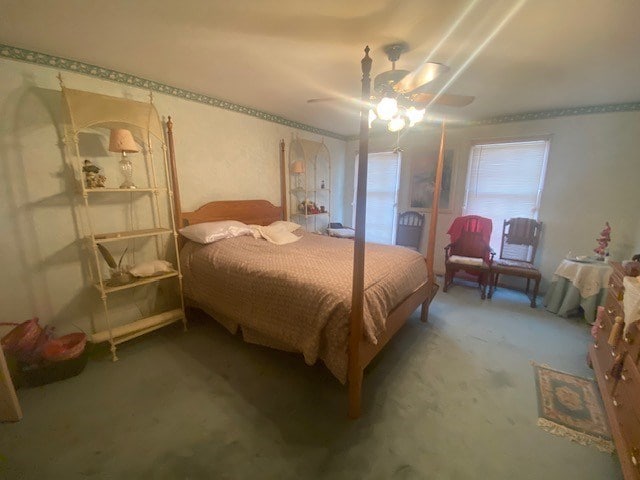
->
[388,116,406,132]
[368,109,377,128]
[376,97,398,121]
[407,106,426,126]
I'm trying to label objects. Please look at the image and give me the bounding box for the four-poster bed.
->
[166,46,447,418]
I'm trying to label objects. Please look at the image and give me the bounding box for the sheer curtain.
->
[353,151,401,244]
[464,139,550,250]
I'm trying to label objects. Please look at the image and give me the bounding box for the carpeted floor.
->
[0,282,623,479]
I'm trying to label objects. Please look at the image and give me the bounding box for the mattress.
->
[180,231,428,382]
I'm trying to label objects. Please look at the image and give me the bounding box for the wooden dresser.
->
[589,261,640,479]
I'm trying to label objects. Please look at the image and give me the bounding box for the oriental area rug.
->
[532,363,614,453]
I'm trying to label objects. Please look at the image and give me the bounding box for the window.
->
[464,139,550,250]
[353,151,401,245]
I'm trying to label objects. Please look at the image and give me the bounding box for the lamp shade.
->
[108,129,139,153]
[292,161,305,174]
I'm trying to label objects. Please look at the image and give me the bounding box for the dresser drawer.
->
[611,400,640,477]
[611,369,640,478]
[593,328,615,378]
[624,328,640,366]
[620,356,640,417]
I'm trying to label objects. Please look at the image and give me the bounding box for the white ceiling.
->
[2,0,640,136]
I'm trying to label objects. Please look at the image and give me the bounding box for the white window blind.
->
[464,139,549,250]
[353,151,401,245]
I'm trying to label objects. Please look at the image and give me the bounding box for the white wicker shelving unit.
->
[288,137,331,233]
[61,83,186,361]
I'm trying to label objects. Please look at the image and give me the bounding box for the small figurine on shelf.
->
[300,199,316,214]
[321,179,325,189]
[593,221,611,261]
[82,159,106,188]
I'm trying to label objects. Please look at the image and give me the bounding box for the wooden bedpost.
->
[279,139,287,220]
[421,120,447,322]
[166,116,183,228]
[348,46,372,419]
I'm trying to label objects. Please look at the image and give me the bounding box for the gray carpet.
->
[0,283,623,479]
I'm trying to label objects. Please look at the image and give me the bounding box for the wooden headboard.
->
[180,199,283,227]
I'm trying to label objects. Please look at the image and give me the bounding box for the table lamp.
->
[109,128,139,188]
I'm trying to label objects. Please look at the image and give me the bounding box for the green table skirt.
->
[544,277,608,324]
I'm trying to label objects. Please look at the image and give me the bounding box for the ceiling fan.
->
[308,42,474,131]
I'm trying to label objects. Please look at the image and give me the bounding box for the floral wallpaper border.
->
[473,102,640,125]
[0,44,348,141]
[2,43,640,142]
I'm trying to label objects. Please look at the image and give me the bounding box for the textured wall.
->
[0,58,346,332]
[345,111,640,287]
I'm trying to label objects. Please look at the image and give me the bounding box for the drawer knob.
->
[613,397,621,407]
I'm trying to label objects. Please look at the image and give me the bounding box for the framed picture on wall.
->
[409,149,455,212]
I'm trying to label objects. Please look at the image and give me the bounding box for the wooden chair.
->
[396,211,425,250]
[443,215,494,299]
[488,218,542,308]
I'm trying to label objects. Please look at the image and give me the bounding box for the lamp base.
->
[119,156,136,189]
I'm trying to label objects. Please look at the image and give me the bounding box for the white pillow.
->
[258,225,301,245]
[179,220,253,244]
[269,220,301,233]
[328,227,355,239]
[129,260,173,277]
[247,224,263,239]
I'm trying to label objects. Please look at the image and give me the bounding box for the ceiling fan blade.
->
[393,62,449,94]
[411,92,475,107]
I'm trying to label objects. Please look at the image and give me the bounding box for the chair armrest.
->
[444,243,453,259]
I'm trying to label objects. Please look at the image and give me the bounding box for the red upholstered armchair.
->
[443,215,494,299]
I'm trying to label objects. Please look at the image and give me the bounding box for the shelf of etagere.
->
[85,187,166,193]
[95,270,179,294]
[290,188,331,194]
[90,227,172,243]
[91,308,184,344]
[291,212,330,218]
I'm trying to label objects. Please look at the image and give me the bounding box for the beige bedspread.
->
[180,231,427,383]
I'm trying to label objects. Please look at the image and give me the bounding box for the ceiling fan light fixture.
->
[368,109,377,128]
[407,106,426,127]
[387,115,406,133]
[376,97,398,121]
